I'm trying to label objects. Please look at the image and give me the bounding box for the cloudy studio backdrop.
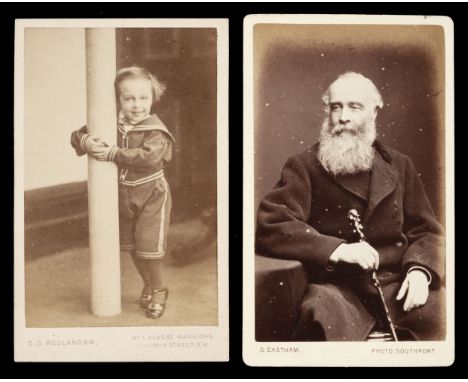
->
[254,24,445,225]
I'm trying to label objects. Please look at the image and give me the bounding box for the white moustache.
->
[332,126,358,136]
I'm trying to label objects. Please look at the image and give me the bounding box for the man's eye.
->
[331,104,341,110]
[351,104,363,110]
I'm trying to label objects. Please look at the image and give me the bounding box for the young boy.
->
[71,67,175,318]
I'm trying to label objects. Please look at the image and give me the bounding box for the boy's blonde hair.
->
[114,67,166,110]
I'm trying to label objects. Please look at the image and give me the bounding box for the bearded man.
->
[255,72,445,341]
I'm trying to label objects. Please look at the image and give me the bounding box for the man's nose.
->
[339,106,351,123]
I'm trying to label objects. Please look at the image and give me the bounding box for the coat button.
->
[396,241,403,247]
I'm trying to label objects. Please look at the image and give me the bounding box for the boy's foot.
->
[139,285,153,309]
[146,287,169,319]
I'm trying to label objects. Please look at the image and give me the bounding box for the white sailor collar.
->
[117,112,175,142]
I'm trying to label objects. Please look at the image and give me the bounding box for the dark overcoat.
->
[256,141,445,341]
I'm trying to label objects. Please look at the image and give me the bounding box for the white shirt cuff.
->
[408,265,432,285]
[79,134,90,151]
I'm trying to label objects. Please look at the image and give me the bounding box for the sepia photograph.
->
[243,14,454,366]
[15,18,229,362]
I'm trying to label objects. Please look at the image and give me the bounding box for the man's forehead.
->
[328,77,375,104]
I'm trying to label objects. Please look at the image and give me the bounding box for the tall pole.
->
[85,28,121,316]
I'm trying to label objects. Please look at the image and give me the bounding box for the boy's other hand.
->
[84,135,106,153]
[92,145,113,161]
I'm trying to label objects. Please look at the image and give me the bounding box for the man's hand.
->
[396,270,429,311]
[330,242,379,271]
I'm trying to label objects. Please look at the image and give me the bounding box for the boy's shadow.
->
[167,206,217,267]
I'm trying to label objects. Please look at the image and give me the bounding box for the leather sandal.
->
[139,285,153,309]
[146,287,169,319]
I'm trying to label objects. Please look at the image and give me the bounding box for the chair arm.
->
[255,255,308,341]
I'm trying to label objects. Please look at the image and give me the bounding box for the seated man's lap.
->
[294,282,446,341]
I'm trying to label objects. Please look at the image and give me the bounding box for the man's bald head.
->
[322,72,383,112]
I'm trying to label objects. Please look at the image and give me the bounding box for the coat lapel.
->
[329,175,369,203]
[364,149,399,222]
[314,141,399,221]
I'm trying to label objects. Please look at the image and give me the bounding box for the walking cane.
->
[347,209,399,341]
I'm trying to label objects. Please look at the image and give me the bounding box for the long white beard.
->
[317,118,376,176]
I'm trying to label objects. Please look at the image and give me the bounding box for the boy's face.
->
[118,78,153,124]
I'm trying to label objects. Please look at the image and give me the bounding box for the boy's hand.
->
[92,145,113,161]
[83,135,106,153]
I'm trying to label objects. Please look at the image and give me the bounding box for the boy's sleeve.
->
[70,125,90,156]
[107,130,172,170]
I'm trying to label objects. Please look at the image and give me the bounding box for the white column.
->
[85,28,121,316]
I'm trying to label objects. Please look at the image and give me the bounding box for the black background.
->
[2,2,465,378]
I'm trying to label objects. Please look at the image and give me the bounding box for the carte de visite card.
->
[243,14,454,367]
[15,18,229,362]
